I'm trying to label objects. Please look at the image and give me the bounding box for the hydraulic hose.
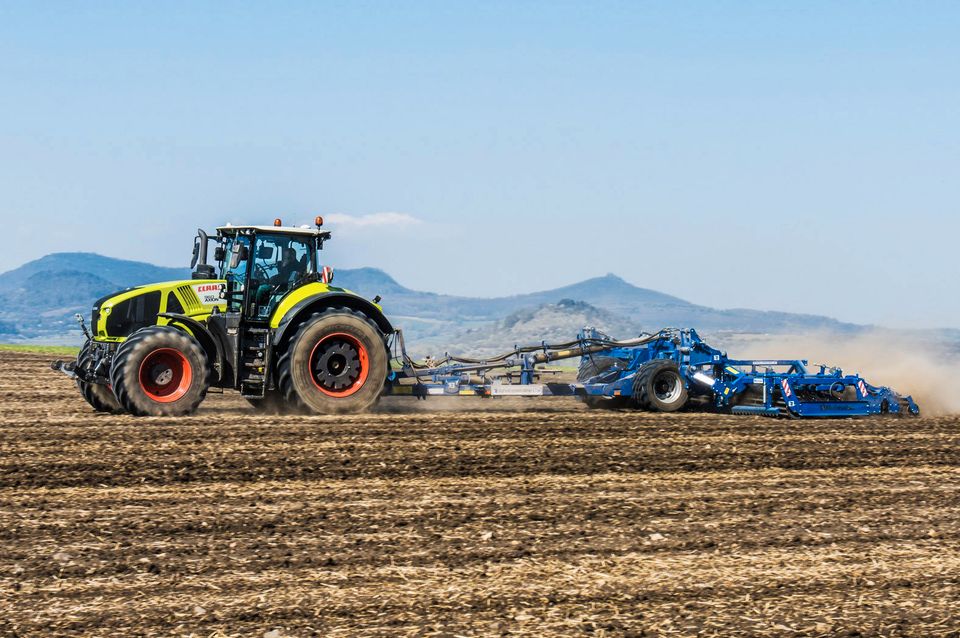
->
[395,329,673,373]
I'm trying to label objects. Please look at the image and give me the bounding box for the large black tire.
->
[276,308,387,414]
[110,326,210,417]
[632,359,689,412]
[75,342,122,414]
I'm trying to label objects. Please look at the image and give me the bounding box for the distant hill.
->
[1,252,864,343]
[412,299,643,358]
[334,269,863,341]
[0,254,192,340]
[335,271,685,321]
[334,267,410,296]
[14,270,117,308]
[0,252,189,292]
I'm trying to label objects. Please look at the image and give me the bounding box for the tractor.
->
[55,218,392,416]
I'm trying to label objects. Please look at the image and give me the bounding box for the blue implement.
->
[388,327,919,418]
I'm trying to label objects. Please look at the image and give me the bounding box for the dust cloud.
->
[728,331,960,416]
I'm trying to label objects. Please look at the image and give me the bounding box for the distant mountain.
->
[0,252,189,292]
[1,252,864,343]
[6,270,117,309]
[0,254,191,340]
[413,299,643,358]
[335,271,684,321]
[334,269,862,341]
[334,267,410,296]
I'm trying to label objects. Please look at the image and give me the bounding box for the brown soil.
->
[1,350,959,637]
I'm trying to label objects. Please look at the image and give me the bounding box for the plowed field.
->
[2,350,959,637]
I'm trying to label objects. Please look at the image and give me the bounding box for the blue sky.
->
[1,2,958,328]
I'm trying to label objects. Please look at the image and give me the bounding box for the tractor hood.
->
[91,279,227,341]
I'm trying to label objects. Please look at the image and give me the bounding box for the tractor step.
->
[236,324,273,400]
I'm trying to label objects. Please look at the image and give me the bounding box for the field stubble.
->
[1,351,959,637]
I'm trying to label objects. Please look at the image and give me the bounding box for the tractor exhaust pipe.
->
[191,229,216,279]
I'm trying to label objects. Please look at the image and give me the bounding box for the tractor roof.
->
[216,224,331,239]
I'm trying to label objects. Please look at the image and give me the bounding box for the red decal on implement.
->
[781,379,792,397]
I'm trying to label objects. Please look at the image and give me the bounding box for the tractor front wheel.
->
[75,341,122,414]
[277,308,387,414]
[110,327,210,416]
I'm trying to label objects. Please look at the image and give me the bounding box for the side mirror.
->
[213,246,225,262]
[190,239,200,269]
[229,243,248,270]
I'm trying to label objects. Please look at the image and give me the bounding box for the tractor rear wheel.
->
[277,308,387,414]
[632,359,689,412]
[75,342,122,413]
[110,326,210,417]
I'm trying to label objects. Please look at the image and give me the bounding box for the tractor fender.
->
[273,293,394,347]
[157,312,226,384]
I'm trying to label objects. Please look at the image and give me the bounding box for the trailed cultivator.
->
[390,328,920,418]
[51,218,919,418]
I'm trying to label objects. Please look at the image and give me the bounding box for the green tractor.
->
[55,218,393,416]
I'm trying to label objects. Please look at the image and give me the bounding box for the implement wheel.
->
[110,326,210,416]
[75,341,122,414]
[632,359,689,412]
[277,308,387,414]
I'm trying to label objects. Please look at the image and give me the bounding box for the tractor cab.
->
[208,218,332,321]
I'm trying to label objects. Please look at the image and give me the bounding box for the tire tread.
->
[276,307,385,414]
[110,327,209,417]
[632,359,688,412]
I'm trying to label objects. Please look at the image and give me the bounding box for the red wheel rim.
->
[138,348,193,403]
[309,332,369,398]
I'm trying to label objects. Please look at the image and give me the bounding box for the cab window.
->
[250,234,314,318]
[251,235,313,284]
[220,235,251,312]
[221,235,251,286]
